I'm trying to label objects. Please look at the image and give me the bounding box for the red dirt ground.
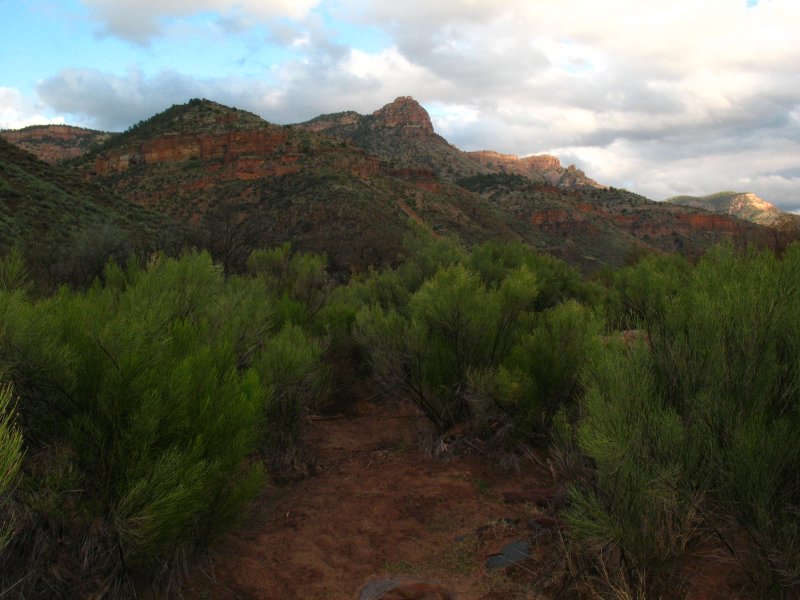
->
[181,394,751,600]
[182,396,560,599]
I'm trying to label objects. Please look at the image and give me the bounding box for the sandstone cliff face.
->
[529,197,745,239]
[673,213,732,232]
[468,150,561,172]
[0,125,114,163]
[81,128,383,212]
[86,130,298,179]
[467,150,601,189]
[371,96,434,136]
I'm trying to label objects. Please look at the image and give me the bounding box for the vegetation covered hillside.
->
[0,138,184,289]
[33,98,772,276]
[70,99,531,273]
[0,124,115,164]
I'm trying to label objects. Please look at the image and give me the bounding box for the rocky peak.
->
[371,97,434,135]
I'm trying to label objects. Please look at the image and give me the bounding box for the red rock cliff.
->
[372,97,434,136]
[86,130,298,178]
[469,150,562,173]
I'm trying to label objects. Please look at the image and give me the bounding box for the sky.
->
[2,1,800,210]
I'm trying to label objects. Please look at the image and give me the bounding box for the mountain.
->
[71,98,525,272]
[0,124,115,164]
[456,174,771,268]
[0,137,183,288]
[3,97,777,276]
[666,191,799,228]
[296,96,600,188]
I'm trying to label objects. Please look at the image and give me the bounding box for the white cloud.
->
[82,0,319,42]
[0,88,65,130]
[37,68,277,130]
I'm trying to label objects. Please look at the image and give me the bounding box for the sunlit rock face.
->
[666,191,796,228]
[467,150,602,189]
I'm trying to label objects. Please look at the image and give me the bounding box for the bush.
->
[0,383,23,552]
[0,252,271,594]
[566,244,800,598]
[254,324,329,471]
[499,301,601,438]
[247,243,333,326]
[357,262,543,433]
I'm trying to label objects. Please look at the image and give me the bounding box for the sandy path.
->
[183,396,556,599]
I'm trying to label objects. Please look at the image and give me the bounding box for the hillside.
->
[666,191,800,228]
[0,124,115,164]
[72,99,525,272]
[2,97,776,275]
[456,174,771,269]
[296,96,600,188]
[0,137,183,287]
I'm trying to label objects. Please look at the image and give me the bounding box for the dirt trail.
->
[183,396,559,599]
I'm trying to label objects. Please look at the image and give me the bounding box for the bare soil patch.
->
[183,396,560,599]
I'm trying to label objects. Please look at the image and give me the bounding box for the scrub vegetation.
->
[1,234,798,598]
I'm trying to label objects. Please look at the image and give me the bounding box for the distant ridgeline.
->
[1,96,787,281]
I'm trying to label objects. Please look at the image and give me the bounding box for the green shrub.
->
[567,244,800,598]
[468,240,601,310]
[247,243,333,325]
[503,301,601,437]
[0,383,23,552]
[566,343,699,596]
[0,247,31,295]
[356,262,541,433]
[254,324,329,469]
[0,251,271,594]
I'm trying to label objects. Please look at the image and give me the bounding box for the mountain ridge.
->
[666,190,799,228]
[2,96,780,274]
[295,96,601,188]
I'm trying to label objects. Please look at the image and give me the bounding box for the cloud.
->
[33,48,438,130]
[37,68,273,130]
[0,88,65,130]
[82,0,319,43]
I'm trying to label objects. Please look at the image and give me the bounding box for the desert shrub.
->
[0,247,31,295]
[485,301,601,439]
[254,324,330,470]
[356,240,607,445]
[356,263,540,433]
[395,229,467,294]
[566,244,800,598]
[565,343,700,596]
[610,251,692,330]
[247,243,333,326]
[0,251,271,595]
[468,240,602,310]
[0,383,23,552]
[351,229,467,316]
